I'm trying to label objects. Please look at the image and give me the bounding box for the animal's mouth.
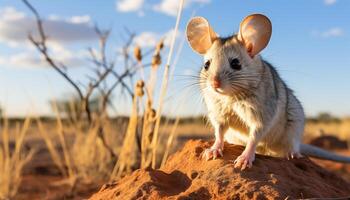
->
[206,81,229,95]
[212,86,233,96]
[213,87,225,94]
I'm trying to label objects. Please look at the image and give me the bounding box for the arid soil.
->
[90,140,350,200]
[14,141,102,200]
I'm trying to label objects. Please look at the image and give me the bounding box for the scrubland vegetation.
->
[0,0,186,199]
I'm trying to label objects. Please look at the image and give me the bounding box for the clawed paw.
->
[202,147,223,161]
[286,152,303,160]
[234,152,255,170]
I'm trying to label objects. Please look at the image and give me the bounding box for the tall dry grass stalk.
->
[140,104,156,169]
[148,40,163,98]
[151,0,185,168]
[160,116,180,167]
[110,80,144,179]
[0,117,35,199]
[51,100,76,186]
[134,45,145,81]
[36,118,66,176]
[140,40,163,169]
[72,119,112,182]
[37,99,115,190]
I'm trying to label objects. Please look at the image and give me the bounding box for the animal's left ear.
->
[237,14,272,57]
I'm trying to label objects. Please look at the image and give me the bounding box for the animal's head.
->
[186,14,272,97]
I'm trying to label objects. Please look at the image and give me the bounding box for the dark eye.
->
[203,60,211,71]
[230,58,241,70]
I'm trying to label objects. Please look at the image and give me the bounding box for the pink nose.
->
[212,77,221,89]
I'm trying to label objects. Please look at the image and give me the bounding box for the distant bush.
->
[49,95,102,124]
[307,112,341,123]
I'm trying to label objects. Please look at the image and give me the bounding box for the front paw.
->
[202,147,223,161]
[234,152,255,170]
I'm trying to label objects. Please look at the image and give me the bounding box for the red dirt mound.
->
[90,140,350,200]
[312,149,350,182]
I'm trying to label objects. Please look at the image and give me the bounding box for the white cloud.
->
[0,7,25,21]
[0,7,97,47]
[324,0,337,5]
[48,14,61,21]
[322,28,344,37]
[312,27,345,38]
[0,7,93,68]
[116,0,144,12]
[134,32,159,47]
[0,52,43,68]
[69,15,91,24]
[153,0,210,16]
[134,29,183,48]
[0,42,87,68]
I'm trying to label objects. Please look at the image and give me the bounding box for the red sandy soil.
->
[309,135,350,181]
[90,140,350,200]
[14,145,102,200]
[312,149,350,182]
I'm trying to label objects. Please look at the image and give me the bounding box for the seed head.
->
[152,53,161,68]
[149,109,156,119]
[136,80,145,88]
[136,87,144,97]
[156,39,164,51]
[135,80,145,97]
[134,46,142,62]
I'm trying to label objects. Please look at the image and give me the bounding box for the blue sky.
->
[0,0,349,117]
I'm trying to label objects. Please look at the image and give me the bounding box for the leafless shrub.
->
[21,0,184,188]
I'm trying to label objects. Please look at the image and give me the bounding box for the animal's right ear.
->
[186,17,217,55]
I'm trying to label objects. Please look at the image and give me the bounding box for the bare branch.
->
[23,0,146,121]
[88,48,135,99]
[23,0,84,101]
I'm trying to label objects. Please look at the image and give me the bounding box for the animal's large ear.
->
[186,17,217,54]
[237,14,272,57]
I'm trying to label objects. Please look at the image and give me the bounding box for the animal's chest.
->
[206,96,233,119]
[205,95,249,132]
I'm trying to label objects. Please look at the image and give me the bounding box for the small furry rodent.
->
[186,14,350,170]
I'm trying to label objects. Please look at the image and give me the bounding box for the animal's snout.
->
[211,77,221,89]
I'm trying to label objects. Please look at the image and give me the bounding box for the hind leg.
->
[286,146,303,160]
[285,119,304,160]
[285,93,305,159]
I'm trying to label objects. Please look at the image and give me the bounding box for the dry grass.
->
[0,117,35,199]
[151,0,185,169]
[36,113,115,190]
[110,82,142,178]
[110,0,185,175]
[304,118,350,142]
[72,121,113,182]
[34,30,184,189]
[33,27,184,195]
[161,117,180,167]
